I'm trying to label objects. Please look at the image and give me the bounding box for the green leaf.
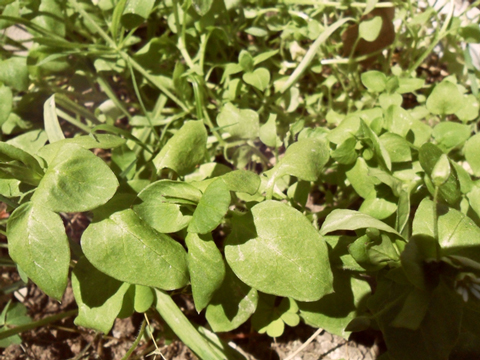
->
[6,130,48,155]
[361,120,391,171]
[299,271,370,338]
[32,0,65,36]
[225,201,333,301]
[238,50,254,73]
[188,179,230,234]
[221,170,261,195]
[320,209,401,237]
[345,158,378,198]
[205,266,258,332]
[43,95,65,143]
[460,24,480,43]
[384,105,413,138]
[7,202,69,300]
[81,209,189,290]
[332,137,357,165]
[426,80,463,115]
[359,193,397,220]
[379,133,411,163]
[134,285,154,313]
[192,0,213,16]
[134,180,202,233]
[32,143,118,212]
[431,154,450,187]
[465,133,480,177]
[359,15,382,42]
[455,94,479,122]
[216,103,259,140]
[432,122,471,151]
[0,57,29,92]
[121,0,155,29]
[186,233,226,313]
[397,78,425,94]
[0,301,31,348]
[72,256,131,334]
[0,85,12,127]
[0,142,44,176]
[242,68,270,91]
[259,114,280,148]
[154,121,207,176]
[361,71,387,92]
[271,138,329,182]
[419,143,461,206]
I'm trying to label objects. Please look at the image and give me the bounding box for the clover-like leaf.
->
[243,68,270,91]
[217,103,260,140]
[426,80,463,115]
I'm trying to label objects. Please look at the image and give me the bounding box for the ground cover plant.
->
[1,0,480,358]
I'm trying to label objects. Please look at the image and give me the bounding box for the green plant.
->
[1,0,480,359]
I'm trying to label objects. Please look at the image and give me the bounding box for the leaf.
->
[192,0,213,16]
[216,103,259,140]
[332,137,357,165]
[271,138,329,182]
[242,68,270,91]
[221,170,260,195]
[320,209,401,237]
[419,143,461,206]
[465,133,480,177]
[238,50,254,73]
[205,266,258,332]
[432,122,471,151]
[0,301,31,348]
[32,0,65,36]
[0,142,44,176]
[121,0,155,29]
[360,120,391,171]
[359,193,397,220]
[426,80,463,115]
[259,114,279,148]
[188,179,231,234]
[0,57,29,91]
[134,180,202,233]
[154,121,207,176]
[397,78,425,94]
[299,271,370,338]
[384,105,413,138]
[43,95,65,143]
[72,256,131,333]
[0,85,12,127]
[455,94,479,122]
[32,143,118,212]
[359,16,382,41]
[345,158,378,198]
[379,133,411,163]
[7,202,69,300]
[186,233,226,313]
[81,209,189,290]
[225,201,333,301]
[6,130,48,155]
[361,71,387,92]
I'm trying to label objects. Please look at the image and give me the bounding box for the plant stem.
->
[0,309,78,340]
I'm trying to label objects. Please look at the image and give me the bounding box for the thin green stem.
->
[121,319,146,360]
[433,186,440,241]
[55,108,92,134]
[281,0,395,8]
[0,309,78,340]
[172,0,196,71]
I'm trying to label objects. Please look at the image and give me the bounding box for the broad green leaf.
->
[6,130,48,155]
[134,180,202,233]
[465,133,480,176]
[359,15,382,41]
[242,68,270,91]
[221,170,260,195]
[134,285,154,313]
[320,209,401,237]
[188,179,231,234]
[379,133,411,163]
[391,287,431,330]
[455,94,479,122]
[384,105,413,138]
[426,80,463,115]
[192,0,213,16]
[205,266,258,332]
[81,209,189,290]
[32,0,65,36]
[32,143,118,212]
[0,301,31,348]
[271,138,329,182]
[0,57,28,92]
[361,120,391,171]
[361,71,386,92]
[432,122,470,151]
[419,143,461,206]
[7,202,69,300]
[328,115,360,144]
[72,256,130,334]
[225,201,333,301]
[345,158,379,198]
[43,95,65,143]
[413,199,480,261]
[359,194,397,220]
[431,154,450,187]
[154,121,207,176]
[397,78,425,94]
[216,103,259,140]
[332,137,357,165]
[410,119,433,147]
[121,0,155,29]
[460,24,480,43]
[0,142,44,176]
[186,233,226,313]
[238,50,254,73]
[379,93,403,110]
[259,114,280,148]
[0,85,12,127]
[299,271,370,338]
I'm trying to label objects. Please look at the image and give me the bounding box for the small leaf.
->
[259,114,279,148]
[465,133,480,176]
[238,50,254,73]
[217,103,259,140]
[225,201,333,301]
[242,68,270,91]
[431,154,451,187]
[121,0,155,29]
[320,209,401,237]
[432,122,471,151]
[206,266,258,332]
[7,202,69,300]
[186,233,226,313]
[43,95,65,144]
[345,158,378,198]
[134,285,155,313]
[72,256,130,333]
[359,16,383,42]
[81,209,189,290]
[426,81,463,115]
[32,143,118,212]
[0,85,12,127]
[0,57,29,91]
[379,133,411,163]
[188,179,231,234]
[332,137,357,165]
[153,121,207,175]
[361,71,387,92]
[455,94,479,122]
[221,170,261,195]
[192,0,213,16]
